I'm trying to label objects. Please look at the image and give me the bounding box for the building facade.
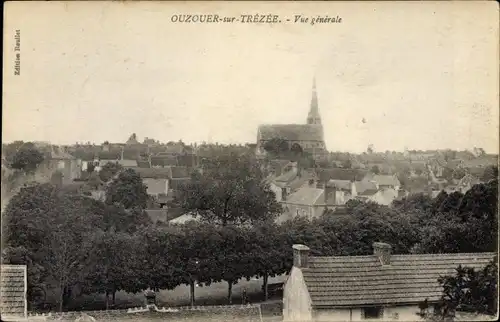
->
[256,78,327,158]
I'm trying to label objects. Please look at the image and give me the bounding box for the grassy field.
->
[65,275,286,313]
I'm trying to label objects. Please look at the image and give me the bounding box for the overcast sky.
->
[3,1,499,153]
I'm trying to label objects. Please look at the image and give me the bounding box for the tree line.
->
[1,153,497,316]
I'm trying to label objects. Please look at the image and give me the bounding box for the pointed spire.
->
[307,76,321,125]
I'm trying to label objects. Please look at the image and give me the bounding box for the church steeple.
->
[307,77,322,125]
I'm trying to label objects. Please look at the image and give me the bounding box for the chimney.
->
[292,244,310,268]
[373,242,392,265]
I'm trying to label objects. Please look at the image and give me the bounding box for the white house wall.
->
[283,267,313,322]
[312,305,426,322]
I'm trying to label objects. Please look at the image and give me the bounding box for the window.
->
[362,307,383,319]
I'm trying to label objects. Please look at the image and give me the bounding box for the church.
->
[256,78,327,158]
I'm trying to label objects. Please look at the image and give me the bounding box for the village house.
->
[283,243,496,322]
[39,145,82,186]
[135,166,190,208]
[279,180,347,222]
[362,174,401,191]
[267,162,314,203]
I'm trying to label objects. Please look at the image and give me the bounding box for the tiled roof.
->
[176,154,198,168]
[137,160,151,168]
[316,168,368,182]
[163,145,185,154]
[288,173,314,191]
[258,124,324,142]
[118,159,138,168]
[143,178,168,195]
[372,175,400,187]
[50,146,75,160]
[151,155,178,167]
[301,252,496,308]
[358,188,379,196]
[1,265,26,318]
[327,180,351,191]
[97,151,121,160]
[135,167,172,179]
[285,187,324,206]
[171,166,189,178]
[354,181,378,194]
[463,156,498,168]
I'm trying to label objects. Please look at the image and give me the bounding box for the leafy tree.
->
[177,154,281,226]
[248,222,289,300]
[431,190,449,214]
[481,165,498,182]
[371,165,380,174]
[173,222,219,306]
[3,183,108,311]
[105,168,148,209]
[98,162,123,182]
[87,172,103,190]
[263,138,289,156]
[438,191,463,213]
[209,225,254,304]
[11,143,44,173]
[418,259,498,320]
[136,226,182,292]
[82,230,143,309]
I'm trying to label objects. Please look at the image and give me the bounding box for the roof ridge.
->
[310,252,496,261]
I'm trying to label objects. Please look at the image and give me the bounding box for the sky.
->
[3,1,499,153]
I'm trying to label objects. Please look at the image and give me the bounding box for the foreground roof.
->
[301,252,496,308]
[0,265,26,318]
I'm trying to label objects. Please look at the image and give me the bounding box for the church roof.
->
[258,124,324,142]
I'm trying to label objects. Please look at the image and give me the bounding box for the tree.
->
[2,183,108,311]
[208,225,254,304]
[135,226,181,293]
[248,222,289,301]
[263,138,289,156]
[82,230,143,309]
[418,259,498,320]
[481,165,498,182]
[177,154,281,226]
[167,221,222,306]
[105,168,148,209]
[371,165,380,174]
[99,162,123,183]
[87,172,103,190]
[11,143,44,173]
